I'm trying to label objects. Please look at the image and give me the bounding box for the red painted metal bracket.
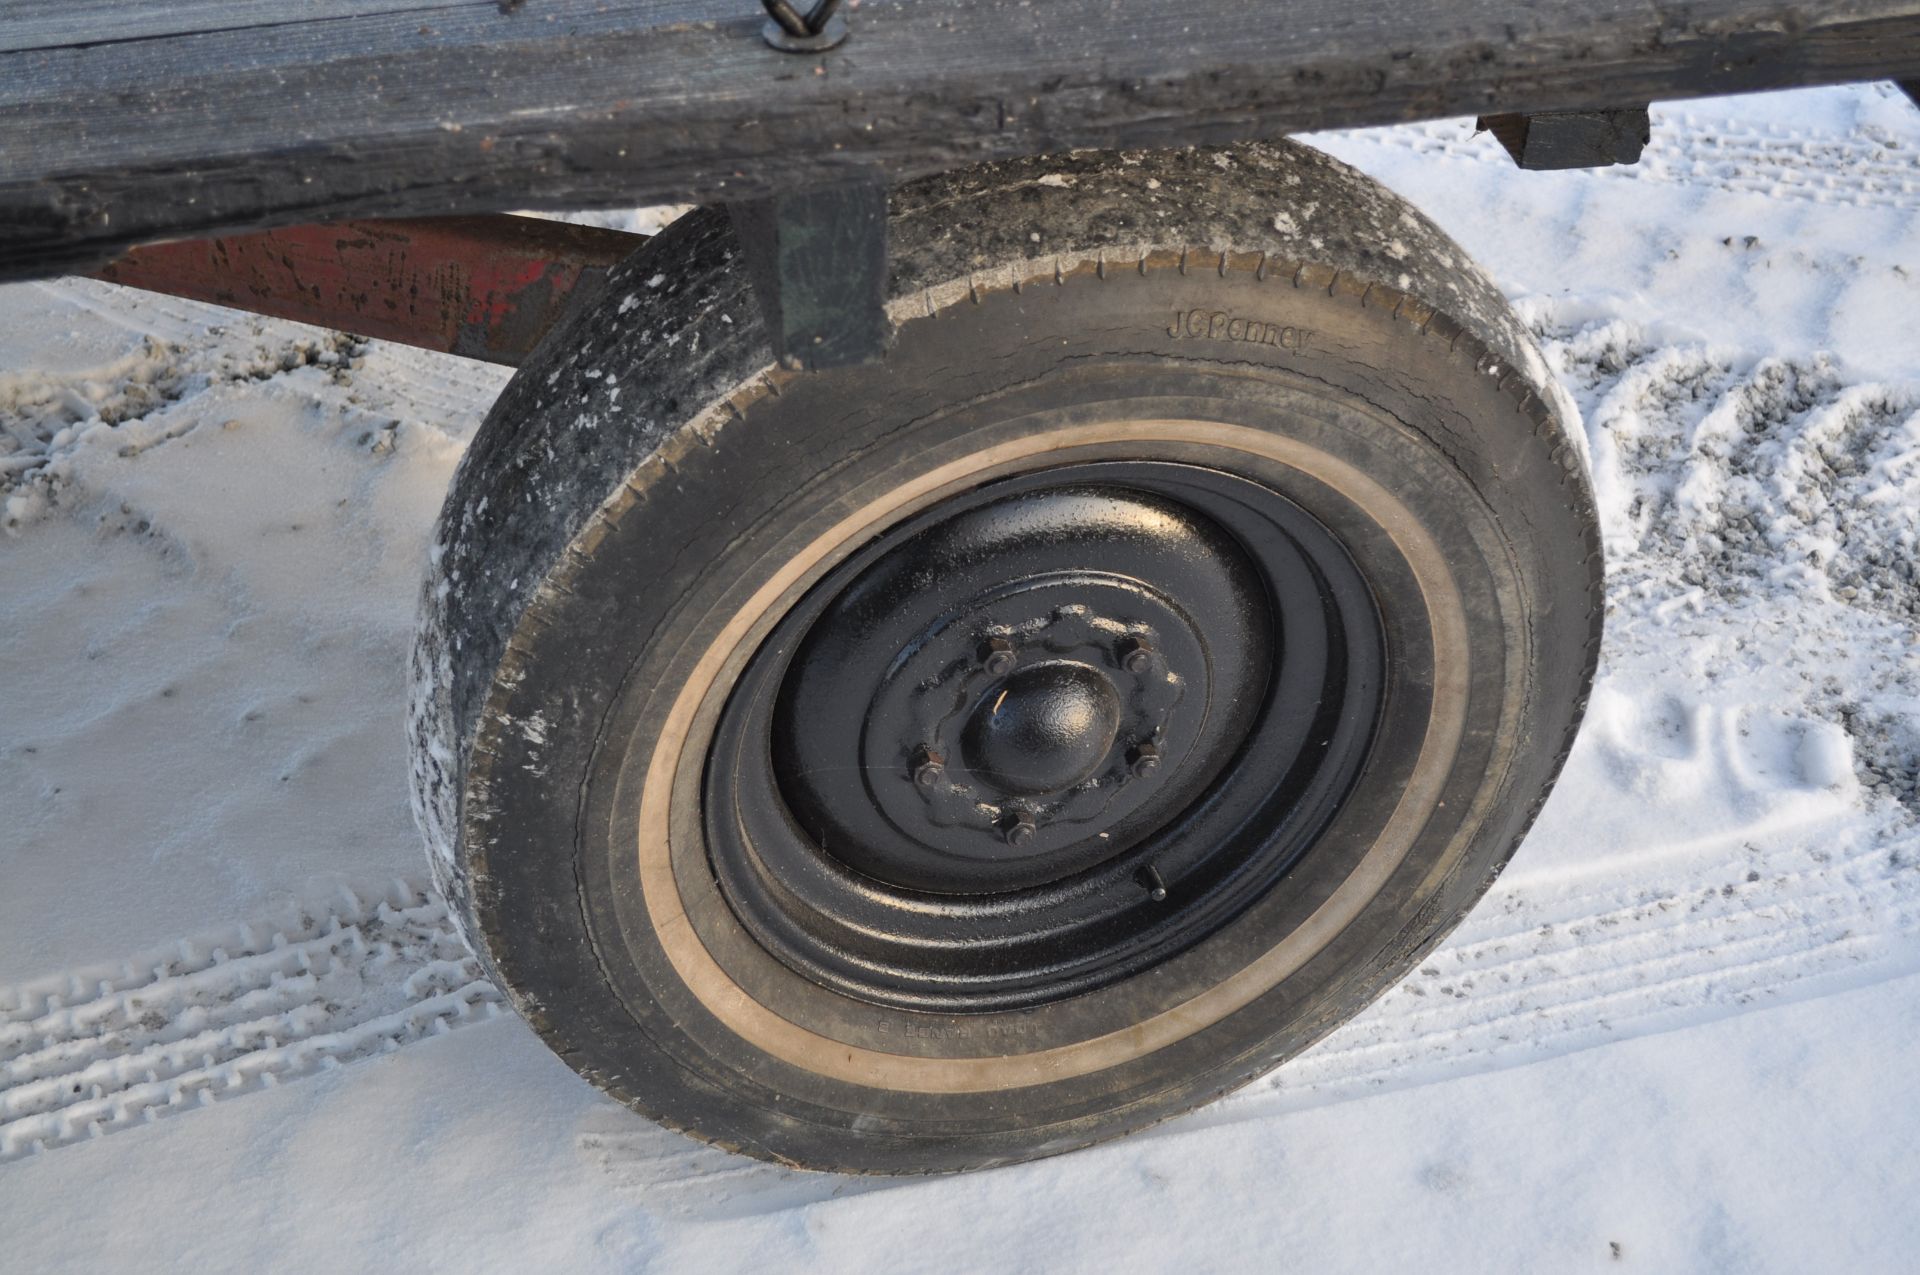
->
[89,215,647,366]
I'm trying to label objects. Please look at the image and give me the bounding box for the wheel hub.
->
[705,461,1385,1011]
[917,629,1168,851]
[772,484,1240,892]
[964,661,1120,796]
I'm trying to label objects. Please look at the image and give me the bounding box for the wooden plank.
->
[3,0,1918,283]
[0,1,459,55]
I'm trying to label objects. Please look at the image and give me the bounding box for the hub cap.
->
[965,661,1120,795]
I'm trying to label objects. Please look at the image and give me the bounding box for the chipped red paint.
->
[90,215,646,366]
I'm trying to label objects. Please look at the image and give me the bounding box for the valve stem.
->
[1138,865,1168,902]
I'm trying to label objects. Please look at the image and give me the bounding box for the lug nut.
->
[1119,637,1155,675]
[911,746,945,789]
[981,636,1017,677]
[1128,741,1162,778]
[1001,812,1037,847]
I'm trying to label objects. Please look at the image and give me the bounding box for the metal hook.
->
[760,0,847,51]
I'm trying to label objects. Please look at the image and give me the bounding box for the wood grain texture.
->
[0,1,460,54]
[4,0,1919,282]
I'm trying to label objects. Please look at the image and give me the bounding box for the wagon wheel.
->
[409,141,1602,1174]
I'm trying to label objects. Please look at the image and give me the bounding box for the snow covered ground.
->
[4,85,1919,1271]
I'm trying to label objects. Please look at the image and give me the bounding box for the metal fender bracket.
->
[1478,108,1653,171]
[89,215,647,366]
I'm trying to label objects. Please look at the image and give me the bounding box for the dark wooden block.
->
[1479,109,1653,171]
[728,183,891,370]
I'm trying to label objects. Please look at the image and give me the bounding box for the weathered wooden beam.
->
[2,0,1919,283]
[90,216,644,366]
[0,1,446,53]
[727,183,891,370]
[1479,109,1653,170]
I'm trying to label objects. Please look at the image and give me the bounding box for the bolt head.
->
[981,636,1017,677]
[911,746,945,788]
[1128,741,1162,778]
[1002,812,1037,847]
[1119,637,1155,674]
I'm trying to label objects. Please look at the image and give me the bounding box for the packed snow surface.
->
[3,86,1919,1271]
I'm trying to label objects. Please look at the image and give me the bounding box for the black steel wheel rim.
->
[704,460,1384,1012]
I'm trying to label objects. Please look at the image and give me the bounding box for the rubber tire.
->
[409,140,1603,1175]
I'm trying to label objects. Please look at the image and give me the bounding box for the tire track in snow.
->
[6,813,1912,1178]
[1244,835,1920,1110]
[0,880,501,1163]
